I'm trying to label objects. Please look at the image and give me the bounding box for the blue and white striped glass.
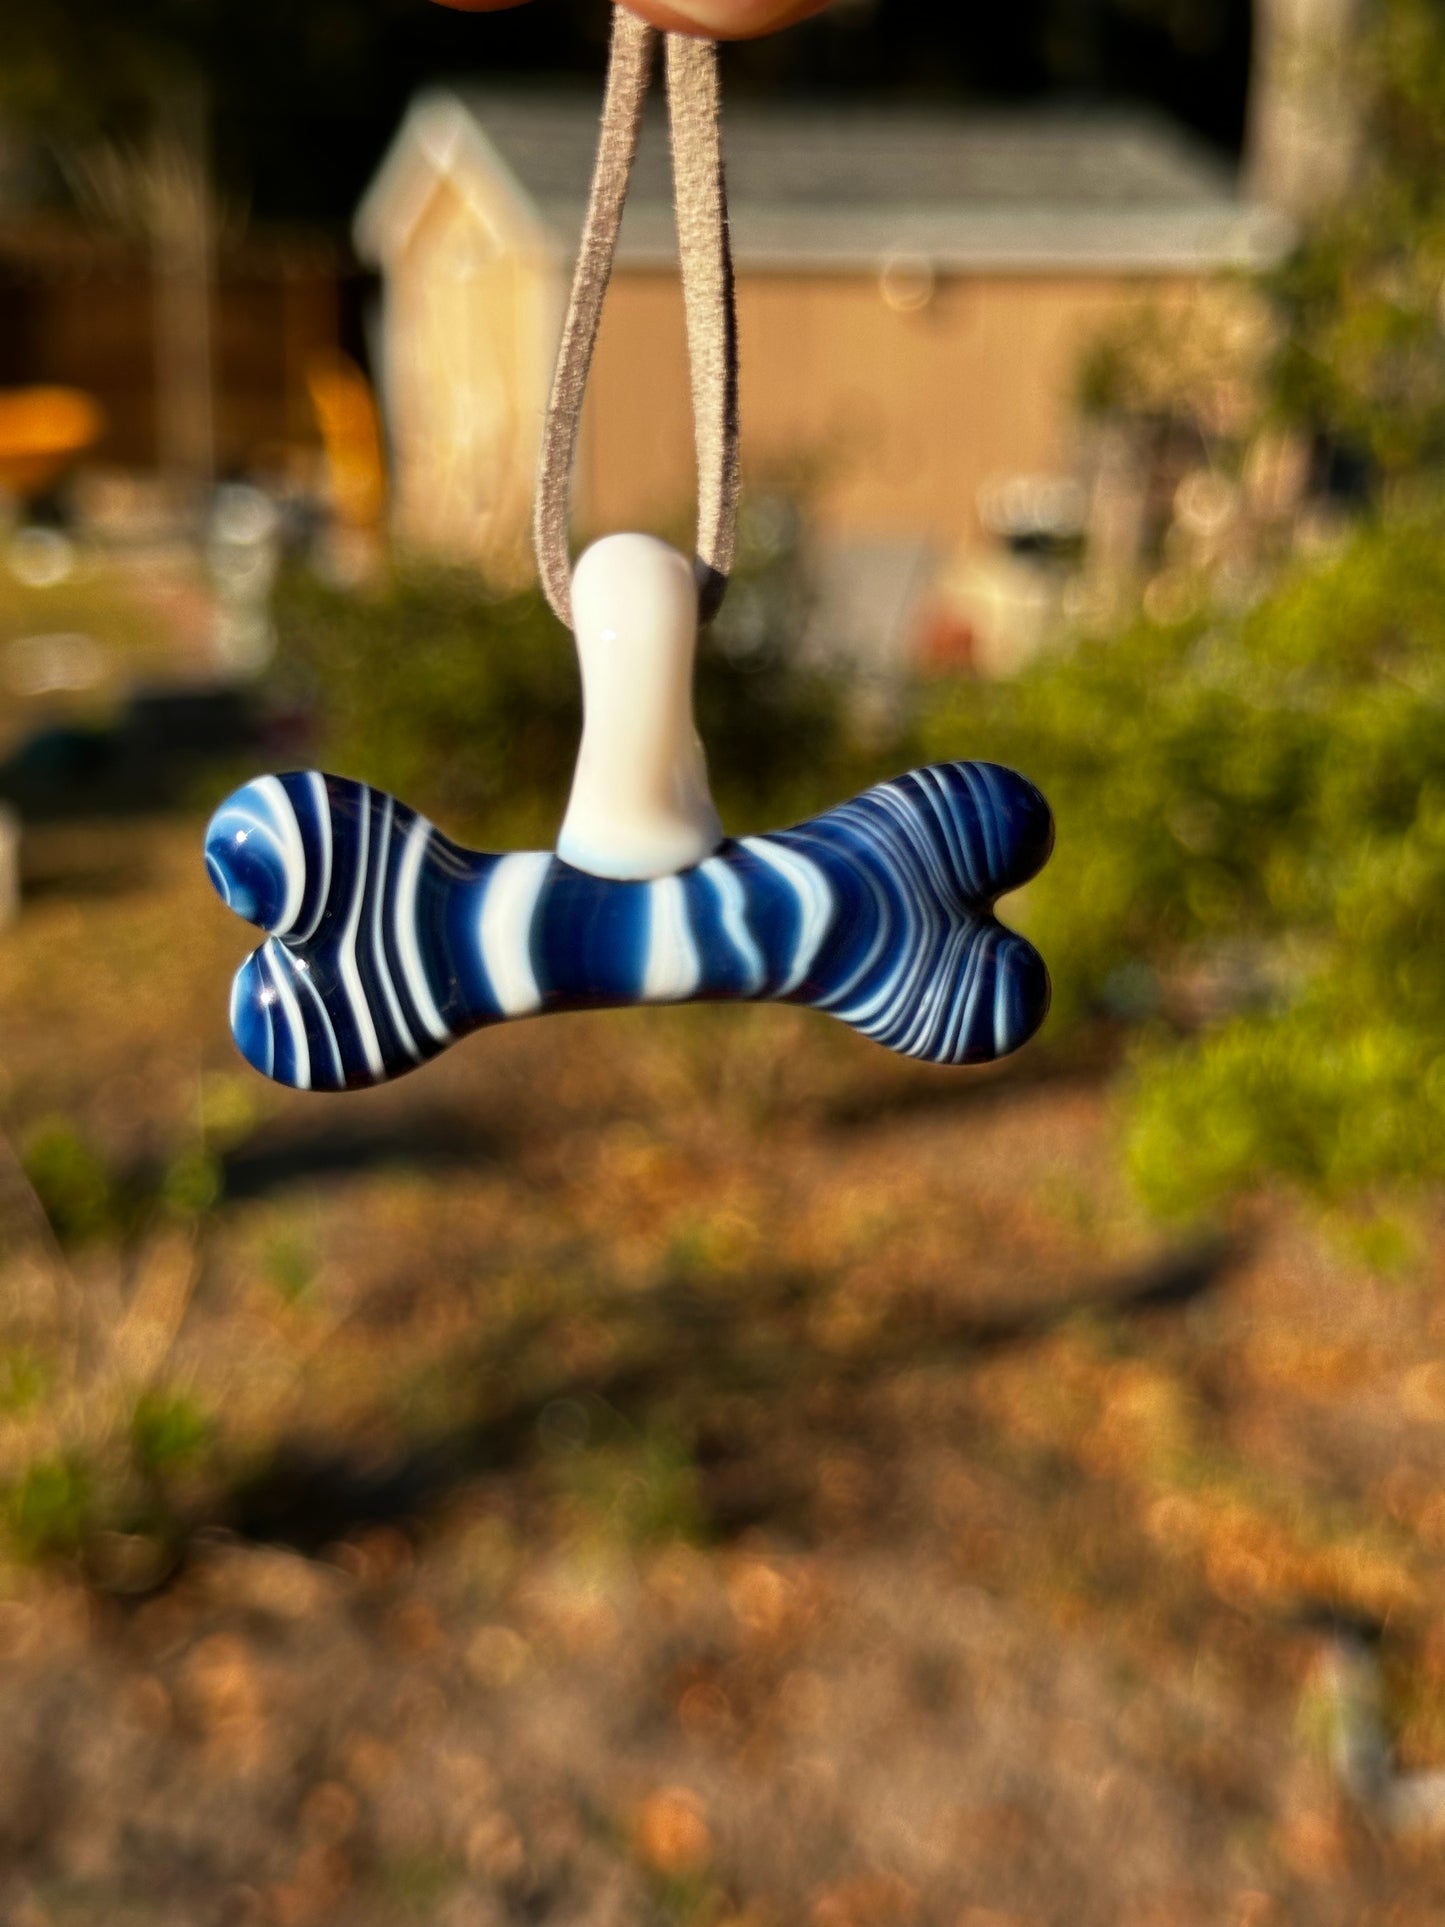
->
[204,760,1053,1092]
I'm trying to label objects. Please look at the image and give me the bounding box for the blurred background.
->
[2,0,1445,1921]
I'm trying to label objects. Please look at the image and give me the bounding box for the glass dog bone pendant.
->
[204,534,1054,1093]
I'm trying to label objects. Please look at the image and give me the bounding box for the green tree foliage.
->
[913,0,1445,1221]
[925,505,1445,1215]
[1266,0,1445,478]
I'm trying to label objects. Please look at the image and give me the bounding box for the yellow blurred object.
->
[306,350,386,532]
[0,387,105,498]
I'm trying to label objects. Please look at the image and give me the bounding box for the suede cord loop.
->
[532,5,740,631]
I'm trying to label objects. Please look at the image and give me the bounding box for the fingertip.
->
[627,0,834,33]
[424,0,834,32]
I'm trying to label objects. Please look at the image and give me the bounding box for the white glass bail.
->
[556,532,724,881]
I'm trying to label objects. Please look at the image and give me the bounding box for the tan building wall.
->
[372,164,1205,570]
[580,266,1196,550]
[382,174,560,579]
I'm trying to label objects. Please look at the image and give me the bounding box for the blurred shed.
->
[357,91,1289,581]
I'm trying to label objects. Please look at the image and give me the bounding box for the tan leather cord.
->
[533,4,740,631]
[665,29,739,624]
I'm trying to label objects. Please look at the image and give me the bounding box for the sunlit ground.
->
[0,542,218,752]
[1,801,1445,1927]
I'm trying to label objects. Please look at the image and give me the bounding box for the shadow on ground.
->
[819,1032,1125,1132]
[221,1106,504,1200]
[220,1234,1239,1558]
[0,686,270,822]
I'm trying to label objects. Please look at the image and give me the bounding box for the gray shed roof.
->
[357,88,1292,275]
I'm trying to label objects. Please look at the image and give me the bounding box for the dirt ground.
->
[2,816,1445,1925]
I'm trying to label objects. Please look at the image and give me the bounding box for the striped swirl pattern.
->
[205,763,1053,1092]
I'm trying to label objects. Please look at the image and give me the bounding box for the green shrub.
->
[2,1388,218,1569]
[0,1349,49,1415]
[158,1145,223,1221]
[923,505,1445,1212]
[130,1389,214,1478]
[7,1455,91,1559]
[19,1114,231,1244]
[20,1118,123,1245]
[270,566,581,846]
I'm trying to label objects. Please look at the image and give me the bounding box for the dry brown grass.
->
[1,816,1445,1924]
